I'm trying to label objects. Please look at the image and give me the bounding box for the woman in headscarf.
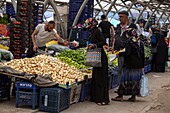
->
[74,18,109,105]
[151,25,168,72]
[112,28,145,102]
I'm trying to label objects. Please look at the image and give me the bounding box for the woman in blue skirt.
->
[112,28,145,102]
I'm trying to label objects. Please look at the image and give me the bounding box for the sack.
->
[86,48,102,67]
[139,73,149,97]
[151,46,157,54]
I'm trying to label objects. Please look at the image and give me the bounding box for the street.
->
[0,71,170,113]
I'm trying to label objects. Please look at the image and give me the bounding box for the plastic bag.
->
[139,73,150,97]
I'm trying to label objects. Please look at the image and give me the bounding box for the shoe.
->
[96,102,109,106]
[111,96,123,101]
[128,97,136,102]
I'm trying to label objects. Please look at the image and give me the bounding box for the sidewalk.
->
[0,72,170,113]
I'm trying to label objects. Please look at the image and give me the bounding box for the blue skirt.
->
[118,68,142,96]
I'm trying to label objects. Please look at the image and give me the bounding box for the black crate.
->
[79,79,91,102]
[0,74,11,86]
[39,88,70,113]
[0,86,10,100]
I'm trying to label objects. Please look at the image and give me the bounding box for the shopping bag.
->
[85,48,102,67]
[139,72,150,97]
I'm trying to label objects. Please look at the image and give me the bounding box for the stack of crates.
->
[34,1,44,26]
[0,74,11,100]
[16,0,35,22]
[16,81,39,109]
[10,21,29,59]
[68,0,94,41]
[39,88,70,113]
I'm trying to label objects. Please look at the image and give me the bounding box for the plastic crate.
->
[144,65,148,73]
[79,79,91,102]
[70,84,81,104]
[0,86,10,100]
[0,74,11,86]
[39,88,70,113]
[16,91,38,109]
[111,69,119,88]
[15,81,39,109]
[148,64,152,72]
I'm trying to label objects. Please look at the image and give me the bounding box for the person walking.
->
[112,28,145,102]
[74,18,109,105]
[98,15,115,47]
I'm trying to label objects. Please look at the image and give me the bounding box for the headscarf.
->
[84,18,98,29]
[125,28,143,57]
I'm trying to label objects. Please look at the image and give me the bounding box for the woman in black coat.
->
[74,18,109,105]
[112,28,144,102]
[151,28,168,72]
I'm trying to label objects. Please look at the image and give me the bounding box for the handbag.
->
[85,48,102,67]
[139,72,150,97]
[151,42,159,54]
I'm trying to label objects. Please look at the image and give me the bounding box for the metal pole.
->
[144,2,162,29]
[96,0,106,15]
[157,12,165,24]
[134,0,151,24]
[106,0,117,16]
[163,15,170,26]
[49,0,66,38]
[68,0,89,40]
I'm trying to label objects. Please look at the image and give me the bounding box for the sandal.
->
[111,96,123,101]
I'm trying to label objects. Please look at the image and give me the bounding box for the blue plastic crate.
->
[16,81,38,90]
[144,65,148,73]
[39,88,70,113]
[148,64,152,72]
[79,79,91,102]
[111,69,119,88]
[16,91,38,109]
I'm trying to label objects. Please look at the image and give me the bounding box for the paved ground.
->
[0,71,170,113]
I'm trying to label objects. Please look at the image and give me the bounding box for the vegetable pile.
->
[4,55,85,84]
[57,48,88,69]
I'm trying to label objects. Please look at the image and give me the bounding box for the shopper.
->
[151,26,168,72]
[74,18,109,105]
[112,10,137,98]
[98,15,115,47]
[31,20,68,52]
[112,28,144,102]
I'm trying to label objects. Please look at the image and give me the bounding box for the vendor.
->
[31,20,68,51]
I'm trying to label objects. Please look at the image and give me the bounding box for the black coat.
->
[119,41,145,69]
[152,31,168,64]
[80,27,109,103]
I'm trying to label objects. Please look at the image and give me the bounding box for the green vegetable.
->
[57,48,88,69]
[144,46,152,58]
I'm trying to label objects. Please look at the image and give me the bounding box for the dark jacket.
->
[114,23,137,51]
[79,27,106,47]
[119,41,145,69]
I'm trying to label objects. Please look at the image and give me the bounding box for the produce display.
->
[144,46,152,58]
[57,48,88,69]
[4,55,86,84]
